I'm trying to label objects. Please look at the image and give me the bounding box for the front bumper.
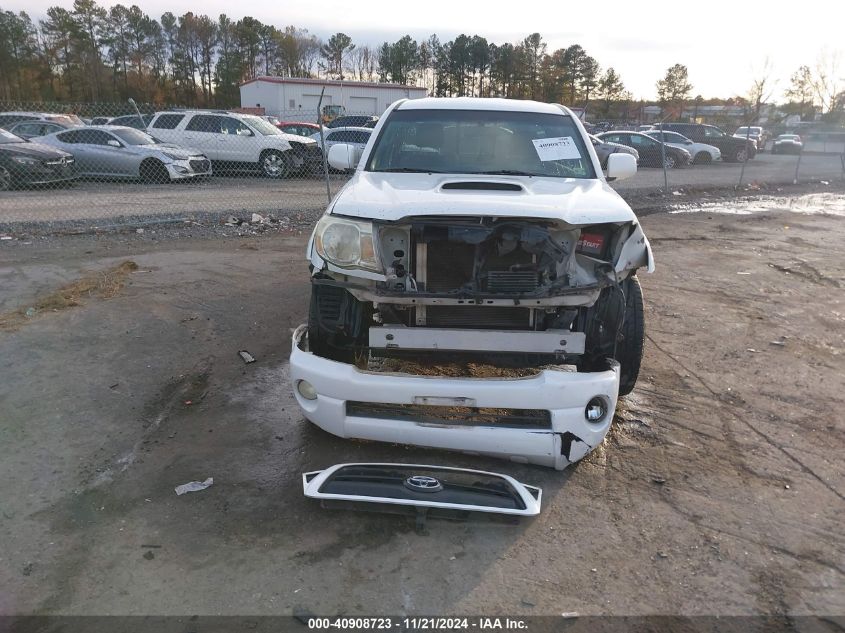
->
[290,325,620,470]
[167,157,212,180]
[11,161,78,185]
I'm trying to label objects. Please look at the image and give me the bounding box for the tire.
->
[662,154,676,169]
[693,152,711,165]
[307,284,370,363]
[0,165,12,191]
[616,276,645,396]
[581,275,645,396]
[261,150,292,179]
[733,147,748,163]
[139,159,170,183]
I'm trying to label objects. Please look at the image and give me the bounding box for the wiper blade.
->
[379,167,443,173]
[469,170,538,176]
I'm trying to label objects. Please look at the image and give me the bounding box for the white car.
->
[147,110,321,178]
[311,126,372,154]
[771,134,803,155]
[290,97,653,471]
[646,129,721,164]
[733,126,767,151]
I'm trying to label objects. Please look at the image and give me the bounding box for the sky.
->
[6,0,844,101]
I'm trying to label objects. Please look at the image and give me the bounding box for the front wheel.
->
[139,159,170,183]
[662,154,676,169]
[261,150,292,179]
[693,152,712,165]
[581,275,645,396]
[616,276,645,396]
[734,148,748,162]
[307,283,371,363]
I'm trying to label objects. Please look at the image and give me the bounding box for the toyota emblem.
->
[404,475,443,492]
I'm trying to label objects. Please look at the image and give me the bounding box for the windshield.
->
[366,109,595,178]
[0,128,25,144]
[242,115,281,136]
[112,128,157,145]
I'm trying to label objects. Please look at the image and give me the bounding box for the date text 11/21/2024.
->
[307,616,530,630]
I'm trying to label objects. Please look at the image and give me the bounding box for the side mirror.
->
[107,139,121,148]
[328,143,362,171]
[606,152,637,182]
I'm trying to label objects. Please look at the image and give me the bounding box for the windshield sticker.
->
[532,136,581,161]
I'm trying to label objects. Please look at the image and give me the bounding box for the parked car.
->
[660,123,756,162]
[260,115,282,126]
[147,110,321,178]
[637,124,655,132]
[597,131,691,168]
[278,121,323,137]
[38,125,211,182]
[771,134,803,155]
[5,119,78,140]
[0,127,77,190]
[292,97,652,471]
[311,127,373,168]
[0,111,83,128]
[733,126,769,151]
[645,129,721,164]
[106,114,154,129]
[589,134,639,169]
[326,115,379,129]
[89,116,112,126]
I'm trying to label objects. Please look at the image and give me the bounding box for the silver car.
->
[38,126,211,182]
[5,119,78,140]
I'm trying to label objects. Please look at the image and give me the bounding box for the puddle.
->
[670,193,845,216]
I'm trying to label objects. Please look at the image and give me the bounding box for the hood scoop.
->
[441,181,523,192]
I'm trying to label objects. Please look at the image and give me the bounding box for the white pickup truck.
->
[147,110,322,177]
[290,97,653,470]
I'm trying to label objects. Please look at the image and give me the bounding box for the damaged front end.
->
[292,213,652,470]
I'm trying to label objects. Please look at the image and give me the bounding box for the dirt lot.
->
[0,192,843,620]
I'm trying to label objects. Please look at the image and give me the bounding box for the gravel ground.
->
[0,192,843,621]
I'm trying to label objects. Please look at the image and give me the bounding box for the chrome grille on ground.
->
[346,402,552,429]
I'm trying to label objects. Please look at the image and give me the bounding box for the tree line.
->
[2,0,842,124]
[0,0,630,113]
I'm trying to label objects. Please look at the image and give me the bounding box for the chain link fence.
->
[0,100,362,232]
[1,100,845,235]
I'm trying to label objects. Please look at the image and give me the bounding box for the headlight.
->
[313,215,380,272]
[160,151,185,161]
[11,156,39,166]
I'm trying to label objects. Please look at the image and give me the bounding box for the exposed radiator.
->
[485,270,539,293]
[425,305,531,330]
[425,240,474,292]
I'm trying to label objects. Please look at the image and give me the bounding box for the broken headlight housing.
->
[313,214,381,272]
